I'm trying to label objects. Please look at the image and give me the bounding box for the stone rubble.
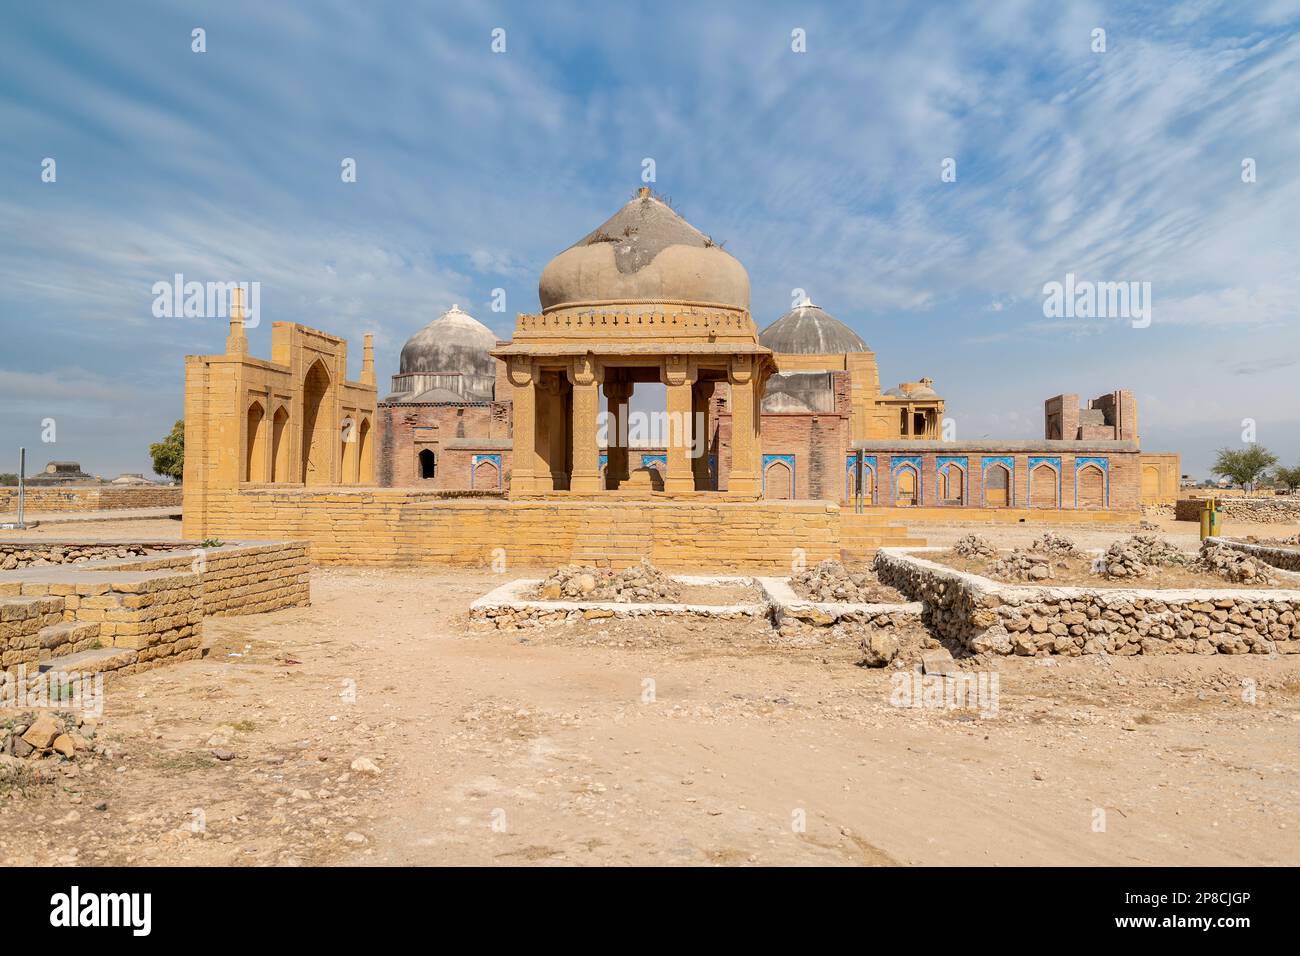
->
[2,712,98,762]
[1197,542,1273,585]
[952,534,997,559]
[990,549,1055,582]
[1030,531,1080,557]
[533,558,682,603]
[1101,533,1189,579]
[789,559,901,604]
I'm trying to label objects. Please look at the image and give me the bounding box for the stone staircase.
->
[839,511,926,565]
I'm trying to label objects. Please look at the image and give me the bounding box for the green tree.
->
[150,419,185,481]
[1210,445,1278,492]
[0,473,17,487]
[1273,464,1300,494]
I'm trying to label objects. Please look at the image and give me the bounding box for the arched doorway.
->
[764,460,793,499]
[301,360,331,485]
[938,464,964,504]
[473,458,500,489]
[1030,463,1059,508]
[271,406,290,482]
[895,465,919,506]
[245,402,267,482]
[984,463,1011,507]
[357,418,372,483]
[1141,465,1160,501]
[418,449,436,480]
[1077,464,1106,509]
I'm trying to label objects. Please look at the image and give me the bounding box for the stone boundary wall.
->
[0,570,202,676]
[186,489,842,571]
[758,576,923,639]
[1212,537,1300,573]
[1,542,186,570]
[872,506,1140,528]
[0,485,182,514]
[1175,496,1300,524]
[874,547,1300,657]
[0,541,311,680]
[470,574,923,644]
[470,576,770,629]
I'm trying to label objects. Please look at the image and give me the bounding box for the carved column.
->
[727,355,761,497]
[508,357,536,495]
[568,354,602,493]
[662,356,698,494]
[603,379,632,489]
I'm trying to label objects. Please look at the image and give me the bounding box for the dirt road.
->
[3,563,1296,866]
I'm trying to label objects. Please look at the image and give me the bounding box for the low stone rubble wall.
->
[1175,496,1300,524]
[758,576,923,641]
[874,547,1300,657]
[0,542,185,570]
[470,574,924,649]
[470,576,769,630]
[1213,537,1300,573]
[0,540,311,680]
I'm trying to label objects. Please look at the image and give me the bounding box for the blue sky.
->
[1,0,1298,480]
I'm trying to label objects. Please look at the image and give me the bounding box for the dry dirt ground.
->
[1,513,1298,866]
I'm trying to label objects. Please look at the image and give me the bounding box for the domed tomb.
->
[388,304,499,403]
[759,301,868,355]
[538,189,750,311]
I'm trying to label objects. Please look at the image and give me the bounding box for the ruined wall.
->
[874,548,1300,656]
[1176,497,1300,524]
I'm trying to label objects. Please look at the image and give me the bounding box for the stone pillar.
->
[226,286,249,355]
[568,355,602,494]
[603,379,632,489]
[692,380,714,490]
[508,358,537,495]
[727,356,762,497]
[360,333,376,386]
[662,357,697,494]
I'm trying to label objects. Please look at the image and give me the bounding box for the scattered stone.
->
[350,757,382,776]
[51,734,76,758]
[860,632,899,668]
[343,831,368,846]
[990,549,1054,582]
[211,748,236,761]
[920,647,958,677]
[22,714,63,751]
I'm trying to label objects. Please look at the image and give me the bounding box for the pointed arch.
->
[301,359,332,485]
[245,401,267,482]
[270,405,290,482]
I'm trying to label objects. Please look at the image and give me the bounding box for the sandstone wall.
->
[874,548,1300,657]
[0,485,181,514]
[183,490,842,571]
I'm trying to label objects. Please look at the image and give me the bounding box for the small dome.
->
[759,302,868,354]
[538,189,750,310]
[399,305,497,376]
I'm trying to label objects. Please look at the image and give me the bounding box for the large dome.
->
[399,304,498,376]
[538,189,750,311]
[759,301,868,354]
